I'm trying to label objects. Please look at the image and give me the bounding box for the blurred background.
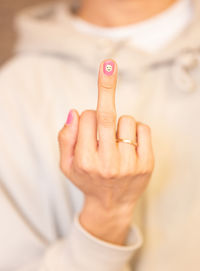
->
[0,0,52,66]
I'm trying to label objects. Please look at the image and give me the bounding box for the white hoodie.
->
[0,1,200,270]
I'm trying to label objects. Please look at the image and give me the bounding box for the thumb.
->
[58,109,79,174]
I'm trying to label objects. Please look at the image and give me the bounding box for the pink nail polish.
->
[66,110,73,125]
[103,61,115,76]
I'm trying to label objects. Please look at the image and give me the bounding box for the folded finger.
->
[58,109,79,174]
[76,110,97,155]
[117,115,137,171]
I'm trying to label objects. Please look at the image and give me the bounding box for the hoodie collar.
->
[15,0,200,76]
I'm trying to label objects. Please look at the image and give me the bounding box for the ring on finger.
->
[116,137,138,147]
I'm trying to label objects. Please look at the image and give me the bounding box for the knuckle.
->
[122,168,136,178]
[137,168,149,177]
[81,109,95,119]
[59,161,68,176]
[127,168,138,179]
[138,161,154,176]
[119,164,132,177]
[144,165,153,175]
[119,115,136,125]
[97,111,116,128]
[58,129,67,143]
[75,156,92,173]
[138,122,151,133]
[100,167,119,179]
[100,82,114,91]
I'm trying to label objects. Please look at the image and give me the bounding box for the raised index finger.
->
[97,59,118,153]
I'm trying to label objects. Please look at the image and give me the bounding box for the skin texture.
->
[58,60,155,245]
[75,0,178,27]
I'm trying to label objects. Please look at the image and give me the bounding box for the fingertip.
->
[58,109,80,172]
[99,59,118,77]
[65,109,79,126]
[137,122,151,135]
[58,109,79,143]
[100,58,117,66]
[71,108,79,117]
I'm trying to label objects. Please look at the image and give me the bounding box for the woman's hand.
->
[58,59,155,245]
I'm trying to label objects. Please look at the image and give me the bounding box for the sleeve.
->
[0,179,143,271]
[39,213,143,271]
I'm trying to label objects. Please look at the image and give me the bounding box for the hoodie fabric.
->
[0,1,200,270]
[70,0,193,52]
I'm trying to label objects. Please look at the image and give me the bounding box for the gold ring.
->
[116,138,138,147]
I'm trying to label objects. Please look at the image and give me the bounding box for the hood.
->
[14,0,200,90]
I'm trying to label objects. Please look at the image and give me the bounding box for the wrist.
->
[79,196,136,245]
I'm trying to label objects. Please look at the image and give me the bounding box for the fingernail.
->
[66,110,73,125]
[103,60,115,76]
